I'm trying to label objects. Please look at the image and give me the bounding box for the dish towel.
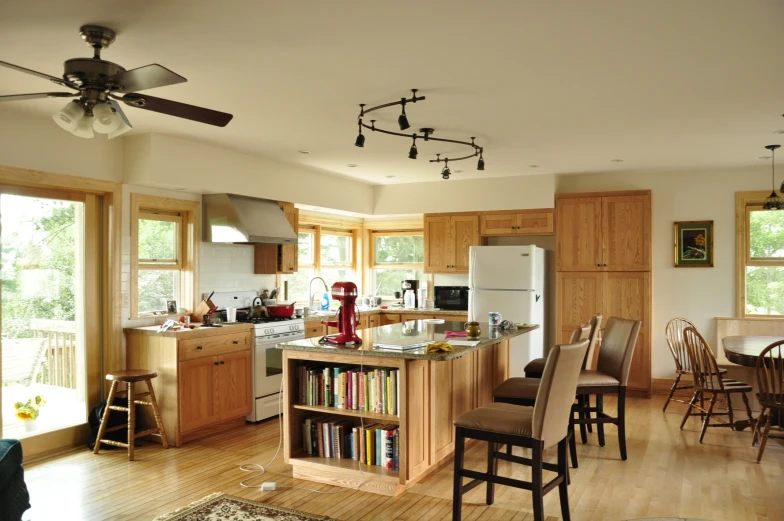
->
[426,342,453,354]
[444,330,468,338]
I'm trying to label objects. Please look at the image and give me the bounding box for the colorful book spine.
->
[382,427,395,470]
[393,429,400,471]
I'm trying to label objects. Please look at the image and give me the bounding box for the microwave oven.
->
[433,286,469,311]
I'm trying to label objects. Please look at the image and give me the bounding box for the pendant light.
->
[762,144,782,210]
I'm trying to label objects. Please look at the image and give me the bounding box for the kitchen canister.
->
[488,312,502,327]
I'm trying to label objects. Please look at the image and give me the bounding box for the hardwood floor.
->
[22,396,784,521]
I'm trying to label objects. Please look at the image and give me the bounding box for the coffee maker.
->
[401,279,420,307]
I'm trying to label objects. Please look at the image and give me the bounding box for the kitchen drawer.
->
[179,332,249,361]
[305,323,324,339]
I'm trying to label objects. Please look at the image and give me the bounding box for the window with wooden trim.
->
[743,204,784,315]
[130,194,199,318]
[369,231,426,298]
[280,226,358,305]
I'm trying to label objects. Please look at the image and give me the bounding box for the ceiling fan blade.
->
[0,60,77,89]
[120,93,233,127]
[0,92,78,102]
[107,64,186,93]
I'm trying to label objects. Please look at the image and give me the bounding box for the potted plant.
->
[14,395,46,432]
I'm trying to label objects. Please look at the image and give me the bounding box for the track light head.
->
[398,100,410,131]
[408,137,417,159]
[441,166,451,180]
[355,121,365,147]
[477,154,485,171]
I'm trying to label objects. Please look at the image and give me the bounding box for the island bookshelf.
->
[281,339,512,496]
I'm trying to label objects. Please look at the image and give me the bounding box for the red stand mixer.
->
[321,281,362,345]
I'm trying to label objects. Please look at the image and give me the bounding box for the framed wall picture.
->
[166,300,178,314]
[674,221,713,267]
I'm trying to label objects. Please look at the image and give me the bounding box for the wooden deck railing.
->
[30,319,77,389]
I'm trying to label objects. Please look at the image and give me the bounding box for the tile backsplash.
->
[199,243,277,298]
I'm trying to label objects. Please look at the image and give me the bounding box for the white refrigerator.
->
[468,245,545,378]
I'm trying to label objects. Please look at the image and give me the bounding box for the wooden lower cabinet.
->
[126,326,253,447]
[555,271,651,396]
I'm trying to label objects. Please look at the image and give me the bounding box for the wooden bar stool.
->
[93,369,168,461]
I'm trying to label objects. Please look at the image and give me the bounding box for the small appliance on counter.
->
[401,279,420,308]
[434,286,469,311]
[321,281,362,344]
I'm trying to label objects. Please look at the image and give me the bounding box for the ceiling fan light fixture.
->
[92,102,121,133]
[72,114,95,139]
[52,100,85,132]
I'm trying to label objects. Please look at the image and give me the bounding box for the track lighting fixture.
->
[408,136,418,159]
[763,144,783,210]
[354,90,486,179]
[354,120,365,147]
[398,100,410,131]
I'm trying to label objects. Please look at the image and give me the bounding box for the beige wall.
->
[0,107,122,182]
[123,133,375,214]
[372,173,555,214]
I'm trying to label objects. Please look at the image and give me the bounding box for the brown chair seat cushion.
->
[454,402,534,436]
[577,370,620,387]
[493,377,540,400]
[523,357,546,374]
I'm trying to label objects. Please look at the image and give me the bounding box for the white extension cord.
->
[239,339,368,495]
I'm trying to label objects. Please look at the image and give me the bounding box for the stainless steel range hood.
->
[202,194,297,245]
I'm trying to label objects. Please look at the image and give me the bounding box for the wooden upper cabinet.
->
[424,215,451,273]
[424,214,479,273]
[480,209,554,236]
[452,215,479,272]
[278,205,299,273]
[556,197,603,271]
[556,192,650,271]
[602,195,650,271]
[254,203,299,274]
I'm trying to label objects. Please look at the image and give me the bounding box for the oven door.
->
[254,339,284,398]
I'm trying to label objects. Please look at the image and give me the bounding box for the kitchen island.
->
[278,320,538,496]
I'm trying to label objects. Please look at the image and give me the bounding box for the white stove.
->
[206,291,305,422]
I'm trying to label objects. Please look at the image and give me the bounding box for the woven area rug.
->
[152,492,335,521]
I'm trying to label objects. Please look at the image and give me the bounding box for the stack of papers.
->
[373,342,429,351]
[448,340,481,347]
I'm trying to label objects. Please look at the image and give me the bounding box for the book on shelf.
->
[298,362,399,418]
[301,416,398,471]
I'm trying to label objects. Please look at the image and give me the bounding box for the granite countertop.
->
[124,322,254,338]
[277,320,538,361]
[302,308,468,325]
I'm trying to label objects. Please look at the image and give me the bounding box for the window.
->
[744,205,784,315]
[370,232,426,298]
[130,194,199,318]
[281,227,357,305]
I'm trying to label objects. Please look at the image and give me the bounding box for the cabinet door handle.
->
[197,345,203,350]
[233,339,239,344]
[597,264,601,267]
[214,361,219,366]
[220,360,225,365]
[603,264,608,267]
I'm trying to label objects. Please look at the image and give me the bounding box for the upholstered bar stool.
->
[452,340,589,521]
[93,369,169,461]
[493,323,592,467]
[494,317,641,462]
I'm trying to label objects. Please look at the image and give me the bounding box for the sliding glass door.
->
[1,191,88,439]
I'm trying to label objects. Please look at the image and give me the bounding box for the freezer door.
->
[469,289,534,323]
[469,245,536,290]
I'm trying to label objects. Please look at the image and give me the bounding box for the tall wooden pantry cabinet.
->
[555,190,652,397]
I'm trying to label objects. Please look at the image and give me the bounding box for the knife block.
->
[191,299,215,322]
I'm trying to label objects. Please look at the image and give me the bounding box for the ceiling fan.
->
[0,25,233,139]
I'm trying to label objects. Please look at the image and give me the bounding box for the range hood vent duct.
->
[202,194,297,245]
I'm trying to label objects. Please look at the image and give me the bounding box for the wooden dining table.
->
[722,335,784,367]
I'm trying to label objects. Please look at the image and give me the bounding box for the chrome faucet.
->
[309,276,330,312]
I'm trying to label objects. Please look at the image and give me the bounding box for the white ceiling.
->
[1,0,783,185]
